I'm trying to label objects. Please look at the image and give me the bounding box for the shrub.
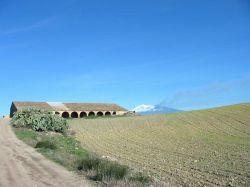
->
[11,108,69,133]
[77,155,128,181]
[129,172,151,184]
[35,140,57,150]
[96,160,128,180]
[77,155,100,171]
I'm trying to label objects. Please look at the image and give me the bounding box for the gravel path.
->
[0,119,92,187]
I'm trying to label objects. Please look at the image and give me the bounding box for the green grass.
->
[15,128,37,139]
[35,140,57,150]
[13,128,89,170]
[129,172,152,185]
[77,155,129,181]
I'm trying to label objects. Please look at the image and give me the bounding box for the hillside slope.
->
[70,103,250,186]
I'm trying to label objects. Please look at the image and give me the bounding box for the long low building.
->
[10,101,128,118]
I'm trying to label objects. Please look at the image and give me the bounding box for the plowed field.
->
[70,103,250,186]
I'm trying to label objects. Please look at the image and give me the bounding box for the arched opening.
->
[55,112,60,115]
[88,111,95,117]
[112,111,116,115]
[97,111,103,117]
[71,112,78,118]
[80,112,87,118]
[105,111,111,116]
[62,112,69,118]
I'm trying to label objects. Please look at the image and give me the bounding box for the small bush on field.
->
[129,172,151,184]
[77,155,128,181]
[77,155,100,171]
[35,140,57,150]
[11,108,68,133]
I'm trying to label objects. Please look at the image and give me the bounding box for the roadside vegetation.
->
[11,108,68,133]
[12,108,152,186]
[70,103,250,187]
[13,128,88,170]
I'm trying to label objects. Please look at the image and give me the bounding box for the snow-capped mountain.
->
[132,104,182,115]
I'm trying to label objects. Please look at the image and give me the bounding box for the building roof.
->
[63,103,127,111]
[12,101,127,111]
[12,102,53,110]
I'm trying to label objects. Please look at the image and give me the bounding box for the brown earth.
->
[71,103,250,186]
[0,119,92,187]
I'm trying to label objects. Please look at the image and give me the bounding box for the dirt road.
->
[0,119,92,187]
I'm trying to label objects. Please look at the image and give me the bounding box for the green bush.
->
[77,155,100,171]
[129,172,151,184]
[11,108,69,133]
[77,155,128,181]
[35,140,57,150]
[96,160,128,180]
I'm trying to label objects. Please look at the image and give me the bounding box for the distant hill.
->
[70,103,250,186]
[132,104,182,115]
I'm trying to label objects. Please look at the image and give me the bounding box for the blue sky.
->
[0,0,250,115]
